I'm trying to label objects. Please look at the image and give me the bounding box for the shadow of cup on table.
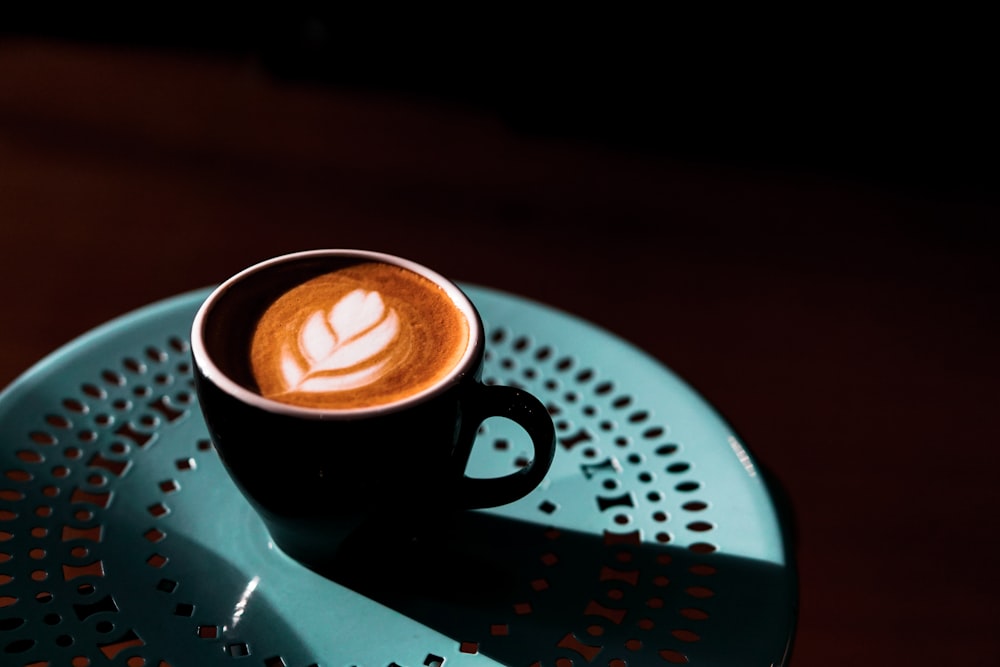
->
[323,509,796,667]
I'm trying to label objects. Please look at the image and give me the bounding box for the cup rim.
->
[190,249,481,419]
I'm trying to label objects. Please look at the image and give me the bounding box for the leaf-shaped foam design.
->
[280,348,306,389]
[312,310,399,372]
[299,311,337,366]
[278,289,400,394]
[329,289,387,343]
[295,361,389,393]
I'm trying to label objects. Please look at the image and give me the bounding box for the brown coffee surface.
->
[250,262,470,409]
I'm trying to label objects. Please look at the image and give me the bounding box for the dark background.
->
[2,15,998,665]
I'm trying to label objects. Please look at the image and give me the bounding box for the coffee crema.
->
[249,262,470,409]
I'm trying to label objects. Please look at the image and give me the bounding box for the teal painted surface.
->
[0,285,796,666]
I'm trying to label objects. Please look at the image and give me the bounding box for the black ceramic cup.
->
[191,249,556,569]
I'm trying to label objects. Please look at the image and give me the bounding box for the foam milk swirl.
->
[250,262,470,409]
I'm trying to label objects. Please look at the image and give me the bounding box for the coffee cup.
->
[191,249,556,569]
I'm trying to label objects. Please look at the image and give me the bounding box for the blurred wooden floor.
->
[2,37,998,665]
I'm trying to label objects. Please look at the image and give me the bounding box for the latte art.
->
[281,289,400,394]
[250,262,470,409]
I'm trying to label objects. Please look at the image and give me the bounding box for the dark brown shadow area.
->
[325,509,797,666]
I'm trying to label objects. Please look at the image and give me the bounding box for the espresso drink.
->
[250,262,470,409]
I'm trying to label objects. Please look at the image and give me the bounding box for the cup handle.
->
[457,383,556,509]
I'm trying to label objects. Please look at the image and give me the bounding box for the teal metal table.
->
[0,285,797,666]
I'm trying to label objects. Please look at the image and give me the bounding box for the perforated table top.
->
[0,285,796,667]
